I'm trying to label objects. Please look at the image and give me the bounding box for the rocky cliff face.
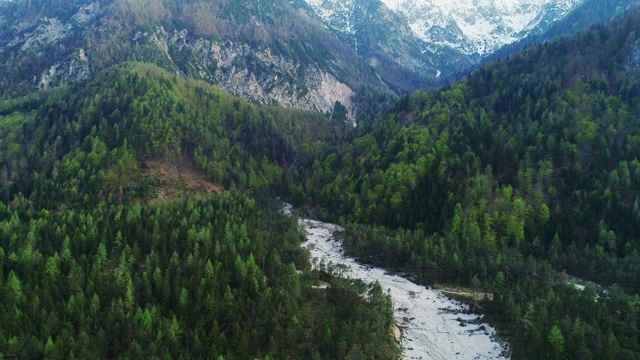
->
[0,0,368,119]
[628,38,640,72]
[38,48,90,89]
[0,1,100,94]
[145,26,355,115]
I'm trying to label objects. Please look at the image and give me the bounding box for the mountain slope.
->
[299,0,639,89]
[0,62,339,208]
[490,0,640,61]
[378,0,582,57]
[302,7,640,358]
[0,0,387,117]
[298,0,583,86]
[310,2,640,289]
[293,0,470,91]
[0,63,400,359]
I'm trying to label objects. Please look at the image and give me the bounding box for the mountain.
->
[377,0,582,57]
[490,0,640,60]
[298,0,638,89]
[1,0,635,114]
[0,0,389,118]
[292,0,466,91]
[301,5,640,358]
[297,0,581,86]
[2,0,634,117]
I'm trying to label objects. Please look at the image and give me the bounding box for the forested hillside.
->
[0,193,399,359]
[0,63,401,359]
[300,7,640,359]
[0,62,339,209]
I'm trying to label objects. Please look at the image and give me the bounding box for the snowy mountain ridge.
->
[305,0,583,57]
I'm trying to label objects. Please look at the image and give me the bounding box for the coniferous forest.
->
[300,7,640,359]
[0,64,399,358]
[1,2,640,360]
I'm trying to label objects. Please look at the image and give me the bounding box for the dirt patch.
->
[143,157,223,204]
[438,285,493,302]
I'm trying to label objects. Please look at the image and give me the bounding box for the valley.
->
[1,0,640,359]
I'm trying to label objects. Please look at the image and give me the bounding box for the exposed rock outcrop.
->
[148,26,355,116]
[38,48,90,90]
[1,0,362,120]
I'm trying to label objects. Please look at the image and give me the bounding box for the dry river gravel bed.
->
[297,215,510,360]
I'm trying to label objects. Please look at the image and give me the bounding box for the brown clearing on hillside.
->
[143,157,223,204]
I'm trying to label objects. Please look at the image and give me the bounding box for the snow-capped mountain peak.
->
[378,0,583,56]
[305,0,583,57]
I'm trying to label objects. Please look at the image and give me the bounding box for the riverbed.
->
[299,217,509,360]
